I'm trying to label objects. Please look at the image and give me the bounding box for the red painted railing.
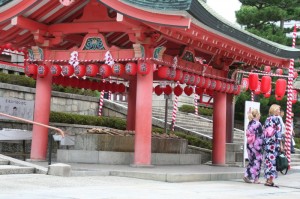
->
[0,112,64,137]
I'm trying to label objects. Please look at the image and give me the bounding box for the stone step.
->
[290,162,300,167]
[0,159,9,165]
[0,165,35,175]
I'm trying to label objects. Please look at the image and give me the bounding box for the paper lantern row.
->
[154,83,241,97]
[241,74,298,103]
[52,76,126,93]
[24,62,151,78]
[156,66,233,86]
[264,66,299,78]
[0,43,27,54]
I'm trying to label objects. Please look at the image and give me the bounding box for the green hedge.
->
[50,111,127,130]
[0,73,98,97]
[152,127,212,149]
[175,132,212,149]
[179,104,213,116]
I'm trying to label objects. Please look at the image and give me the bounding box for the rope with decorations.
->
[171,82,180,131]
[284,25,297,169]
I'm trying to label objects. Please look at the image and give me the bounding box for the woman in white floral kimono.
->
[263,104,284,187]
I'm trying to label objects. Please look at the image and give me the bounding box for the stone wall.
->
[0,83,100,116]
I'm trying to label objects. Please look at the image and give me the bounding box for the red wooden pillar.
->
[127,76,137,130]
[30,51,52,160]
[212,92,227,165]
[133,59,153,166]
[226,94,234,143]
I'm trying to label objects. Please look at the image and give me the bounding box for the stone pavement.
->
[1,161,300,199]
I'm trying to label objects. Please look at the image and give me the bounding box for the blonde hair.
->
[248,109,260,121]
[269,104,280,115]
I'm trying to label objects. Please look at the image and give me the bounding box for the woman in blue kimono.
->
[263,104,284,187]
[243,109,264,184]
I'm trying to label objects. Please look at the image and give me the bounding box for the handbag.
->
[276,152,288,175]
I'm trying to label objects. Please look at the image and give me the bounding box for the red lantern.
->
[225,83,231,93]
[264,86,272,98]
[294,71,298,79]
[60,77,69,87]
[37,64,49,78]
[117,83,126,93]
[241,77,249,91]
[174,69,183,82]
[275,95,283,101]
[157,66,170,79]
[184,86,193,96]
[125,62,137,75]
[4,43,12,50]
[163,85,173,95]
[195,76,201,86]
[233,85,241,95]
[260,76,271,94]
[110,82,118,93]
[25,64,37,77]
[276,68,283,75]
[220,82,227,92]
[104,81,112,92]
[188,74,196,86]
[99,64,112,78]
[137,62,150,75]
[209,80,217,90]
[197,77,206,88]
[173,85,183,96]
[50,64,62,76]
[74,64,86,78]
[203,78,211,89]
[52,76,59,85]
[195,87,203,95]
[254,81,261,95]
[215,80,222,91]
[206,89,214,96]
[180,72,190,84]
[112,63,125,76]
[292,90,298,104]
[86,64,98,77]
[264,65,271,72]
[168,69,176,80]
[228,84,235,94]
[275,79,287,98]
[248,73,258,91]
[97,81,104,91]
[154,85,163,96]
[62,65,74,76]
[81,80,91,90]
[69,78,79,88]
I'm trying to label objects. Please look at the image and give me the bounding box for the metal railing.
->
[0,112,64,164]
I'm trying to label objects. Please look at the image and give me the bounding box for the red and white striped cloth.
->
[98,80,105,116]
[284,24,297,168]
[171,82,180,131]
[194,92,199,115]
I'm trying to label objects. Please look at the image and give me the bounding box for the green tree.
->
[236,0,300,45]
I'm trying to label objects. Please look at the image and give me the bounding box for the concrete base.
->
[57,150,202,165]
[47,163,71,177]
[226,143,243,164]
[130,164,155,168]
